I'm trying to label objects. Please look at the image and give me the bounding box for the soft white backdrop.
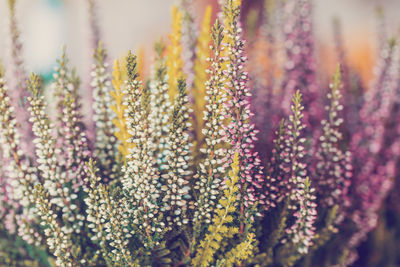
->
[0,0,399,79]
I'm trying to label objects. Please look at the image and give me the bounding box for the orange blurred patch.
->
[346,34,376,84]
[319,32,376,86]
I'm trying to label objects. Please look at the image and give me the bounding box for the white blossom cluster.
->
[282,92,316,254]
[33,184,78,267]
[286,92,308,208]
[28,92,62,205]
[91,44,118,182]
[51,55,90,231]
[0,76,40,245]
[52,51,90,194]
[314,68,352,215]
[122,53,164,248]
[148,50,172,168]
[84,160,132,265]
[162,79,193,229]
[284,177,317,255]
[28,74,85,251]
[193,20,227,227]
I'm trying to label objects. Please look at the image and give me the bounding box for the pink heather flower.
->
[248,0,283,164]
[221,0,266,210]
[5,0,35,158]
[332,19,365,141]
[312,66,352,224]
[347,40,399,263]
[280,0,320,128]
[178,0,198,90]
[284,177,317,254]
[87,0,101,51]
[85,0,103,144]
[265,91,310,209]
[268,90,317,255]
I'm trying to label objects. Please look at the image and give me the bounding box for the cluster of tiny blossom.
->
[193,20,227,226]
[162,79,192,229]
[178,0,198,89]
[5,0,34,157]
[221,0,266,210]
[51,49,91,192]
[284,177,317,254]
[280,0,319,127]
[84,159,132,265]
[148,42,172,168]
[265,91,308,209]
[33,184,78,267]
[349,41,400,252]
[0,75,40,244]
[122,52,164,248]
[91,42,118,182]
[264,91,317,255]
[312,67,352,223]
[28,73,85,239]
[2,0,400,266]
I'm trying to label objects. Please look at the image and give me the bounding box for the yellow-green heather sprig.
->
[192,153,240,267]
[162,78,192,229]
[193,19,227,227]
[122,51,165,248]
[192,5,213,160]
[91,42,118,182]
[218,232,257,267]
[166,5,185,101]
[110,58,132,162]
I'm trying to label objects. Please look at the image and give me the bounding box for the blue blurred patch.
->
[46,0,63,9]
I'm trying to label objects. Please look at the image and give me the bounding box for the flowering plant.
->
[1,0,400,266]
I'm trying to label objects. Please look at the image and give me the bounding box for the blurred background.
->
[1,0,400,85]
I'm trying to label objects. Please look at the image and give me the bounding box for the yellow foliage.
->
[223,0,242,38]
[233,0,241,7]
[222,232,256,267]
[221,0,242,74]
[110,58,133,162]
[192,153,241,267]
[137,46,145,82]
[166,5,184,101]
[192,5,212,151]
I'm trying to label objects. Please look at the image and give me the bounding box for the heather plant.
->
[1,0,400,266]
